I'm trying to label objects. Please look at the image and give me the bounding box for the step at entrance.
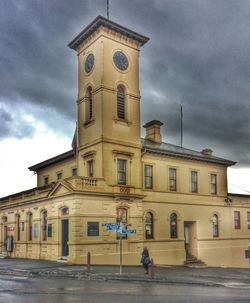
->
[184,253,207,268]
[57,256,68,263]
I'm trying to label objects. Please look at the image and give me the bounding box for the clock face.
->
[113,51,129,71]
[85,53,94,73]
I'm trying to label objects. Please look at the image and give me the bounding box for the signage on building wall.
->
[7,226,15,231]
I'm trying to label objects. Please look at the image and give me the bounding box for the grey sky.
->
[1,0,250,167]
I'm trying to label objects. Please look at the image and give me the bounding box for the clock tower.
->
[68,16,149,188]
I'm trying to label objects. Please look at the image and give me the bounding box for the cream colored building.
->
[1,16,250,268]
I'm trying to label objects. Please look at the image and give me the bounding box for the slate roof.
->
[68,15,150,50]
[29,138,235,173]
[142,139,236,166]
[28,150,75,172]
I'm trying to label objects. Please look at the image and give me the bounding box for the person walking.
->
[141,246,150,274]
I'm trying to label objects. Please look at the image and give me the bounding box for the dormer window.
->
[117,85,125,119]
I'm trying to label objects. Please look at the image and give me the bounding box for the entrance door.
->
[184,221,197,258]
[61,219,69,257]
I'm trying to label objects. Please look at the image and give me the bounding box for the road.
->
[0,275,250,303]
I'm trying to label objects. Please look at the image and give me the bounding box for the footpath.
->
[0,258,250,288]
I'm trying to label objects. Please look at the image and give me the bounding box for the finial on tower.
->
[107,0,110,20]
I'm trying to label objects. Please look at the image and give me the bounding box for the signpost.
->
[249,240,250,269]
[102,222,136,274]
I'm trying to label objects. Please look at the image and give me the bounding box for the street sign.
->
[107,224,120,231]
[102,221,136,275]
[102,223,120,229]
[121,229,136,234]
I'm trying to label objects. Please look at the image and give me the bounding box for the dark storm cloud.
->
[1,0,250,166]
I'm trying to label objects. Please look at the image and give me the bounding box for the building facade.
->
[1,16,250,267]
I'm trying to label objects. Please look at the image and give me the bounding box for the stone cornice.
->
[68,15,149,50]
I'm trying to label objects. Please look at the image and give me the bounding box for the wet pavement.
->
[0,258,250,288]
[1,275,250,303]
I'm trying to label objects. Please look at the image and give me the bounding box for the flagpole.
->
[107,0,109,20]
[181,106,183,148]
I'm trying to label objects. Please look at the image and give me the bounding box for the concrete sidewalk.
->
[0,258,250,288]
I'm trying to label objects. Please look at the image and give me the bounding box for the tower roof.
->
[68,15,149,50]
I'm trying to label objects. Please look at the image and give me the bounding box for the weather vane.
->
[107,0,109,20]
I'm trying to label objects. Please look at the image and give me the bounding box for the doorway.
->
[184,221,197,258]
[61,219,69,257]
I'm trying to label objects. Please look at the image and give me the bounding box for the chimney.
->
[201,148,213,156]
[143,120,163,144]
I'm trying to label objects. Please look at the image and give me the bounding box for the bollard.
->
[87,251,91,273]
[150,258,155,279]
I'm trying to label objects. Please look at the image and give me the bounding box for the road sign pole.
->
[248,240,250,269]
[120,231,122,275]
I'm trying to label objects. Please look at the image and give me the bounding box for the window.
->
[44,177,49,186]
[117,208,127,239]
[117,159,126,185]
[86,86,93,121]
[117,85,125,119]
[48,224,52,237]
[2,216,7,243]
[144,165,153,189]
[57,172,62,180]
[33,223,39,239]
[211,174,217,194]
[191,171,198,193]
[234,211,241,229]
[28,213,33,241]
[87,222,99,236]
[170,213,178,238]
[212,214,219,237]
[87,160,94,177]
[248,212,250,230]
[42,211,47,241]
[169,168,177,191]
[72,168,77,176]
[145,212,154,239]
[16,214,20,241]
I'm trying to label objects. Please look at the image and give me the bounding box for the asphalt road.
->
[0,275,250,303]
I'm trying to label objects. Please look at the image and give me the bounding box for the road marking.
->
[221,282,250,289]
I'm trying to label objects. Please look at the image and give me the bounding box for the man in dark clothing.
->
[141,246,150,274]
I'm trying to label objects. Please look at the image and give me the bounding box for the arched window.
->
[27,213,33,241]
[2,216,7,244]
[170,213,178,238]
[86,86,93,121]
[16,214,20,241]
[145,212,154,239]
[212,214,219,237]
[42,211,48,241]
[117,85,125,119]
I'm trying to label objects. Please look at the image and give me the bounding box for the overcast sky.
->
[1,0,250,197]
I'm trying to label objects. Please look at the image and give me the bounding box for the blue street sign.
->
[102,223,121,230]
[107,225,120,231]
[102,223,119,227]
[121,229,136,234]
